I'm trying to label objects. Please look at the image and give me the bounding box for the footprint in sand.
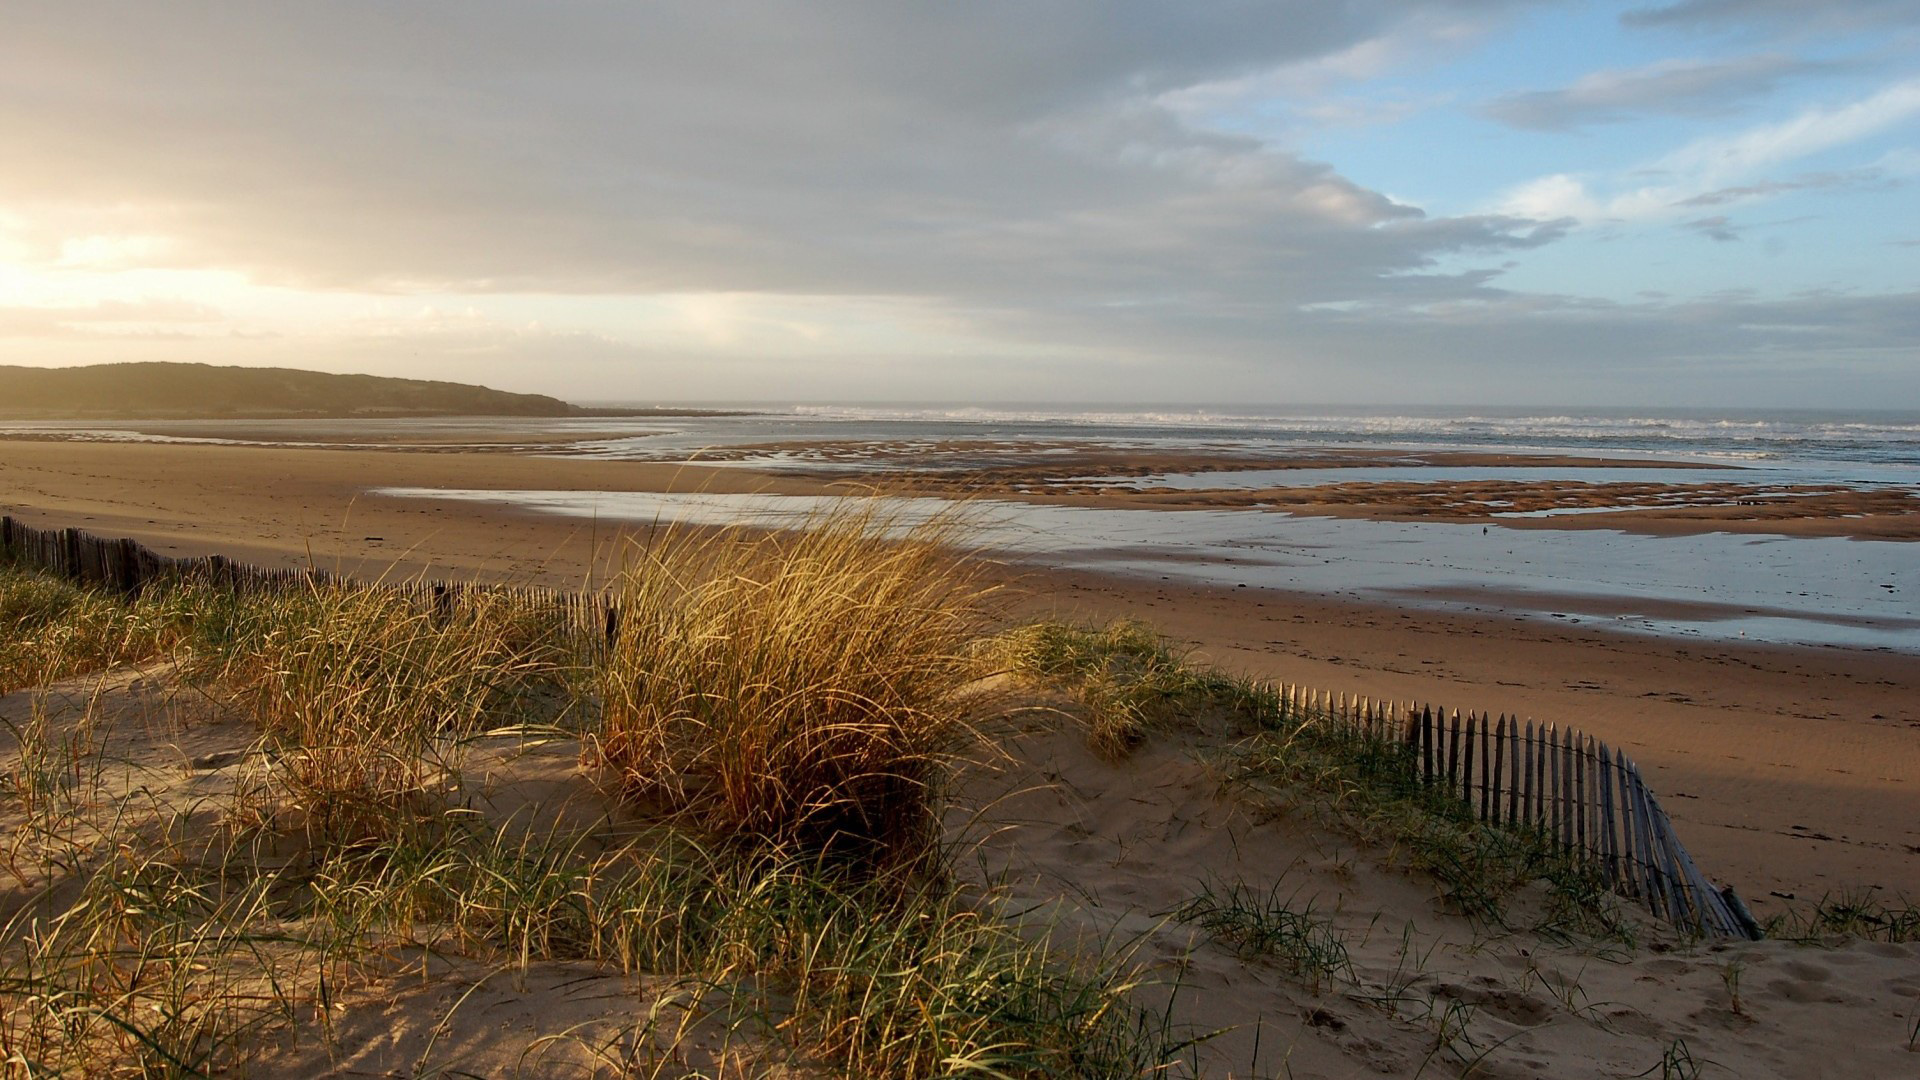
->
[1764,976,1862,1007]
[1434,981,1554,1027]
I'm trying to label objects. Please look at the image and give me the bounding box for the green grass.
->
[175,580,583,843]
[0,563,211,694]
[1171,879,1353,993]
[1764,890,1920,943]
[1228,702,1632,943]
[988,619,1277,756]
[2,795,1188,1077]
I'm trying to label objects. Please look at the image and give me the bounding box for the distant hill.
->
[0,363,589,419]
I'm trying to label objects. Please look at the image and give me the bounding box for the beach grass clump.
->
[1765,890,1920,943]
[0,835,306,1078]
[735,866,1182,1077]
[0,563,209,693]
[298,827,1185,1077]
[1172,879,1353,993]
[1,532,1194,1075]
[178,582,581,840]
[596,505,992,870]
[991,619,1275,755]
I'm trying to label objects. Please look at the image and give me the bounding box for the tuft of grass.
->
[2,535,1199,1076]
[1635,1038,1708,1080]
[991,620,1276,756]
[596,504,994,872]
[3,790,1186,1078]
[176,582,580,843]
[0,564,210,693]
[996,619,1630,940]
[1172,879,1352,993]
[1764,890,1920,943]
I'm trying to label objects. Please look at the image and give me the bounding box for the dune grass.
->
[3,798,1183,1077]
[596,507,996,872]
[1765,891,1920,943]
[1172,879,1353,994]
[1232,716,1632,943]
[988,619,1272,757]
[0,562,211,694]
[175,580,584,842]
[1,520,1200,1076]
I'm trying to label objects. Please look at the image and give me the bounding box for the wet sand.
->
[995,481,1920,541]
[2,437,1916,911]
[553,435,1920,540]
[859,449,1920,541]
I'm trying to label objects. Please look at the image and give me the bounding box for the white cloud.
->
[1663,78,1920,182]
[1494,77,1920,222]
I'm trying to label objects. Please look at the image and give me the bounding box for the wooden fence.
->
[1,514,1761,939]
[0,515,620,651]
[1268,685,1761,940]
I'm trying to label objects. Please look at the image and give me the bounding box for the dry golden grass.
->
[3,524,1192,1078]
[175,581,582,842]
[596,505,995,872]
[0,564,207,694]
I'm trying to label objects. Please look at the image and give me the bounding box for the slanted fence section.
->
[1,513,1761,939]
[1267,686,1762,940]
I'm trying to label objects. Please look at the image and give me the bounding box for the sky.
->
[1,1,1916,407]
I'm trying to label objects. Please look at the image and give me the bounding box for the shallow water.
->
[372,486,1920,652]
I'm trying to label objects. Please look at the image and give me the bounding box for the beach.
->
[3,433,1914,916]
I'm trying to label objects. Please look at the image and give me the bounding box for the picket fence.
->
[1265,685,1760,939]
[0,514,619,649]
[0,514,1761,939]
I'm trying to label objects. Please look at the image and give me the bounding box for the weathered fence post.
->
[1465,712,1480,817]
[1421,706,1434,785]
[1447,710,1461,794]
[1480,714,1494,821]
[1596,739,1618,887]
[1575,734,1590,861]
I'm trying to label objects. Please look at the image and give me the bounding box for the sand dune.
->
[7,668,1914,1077]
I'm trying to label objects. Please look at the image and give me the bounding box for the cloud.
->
[0,1,1588,384]
[0,2,1914,405]
[1484,54,1820,132]
[1678,215,1743,240]
[0,299,227,338]
[1495,77,1920,221]
[1157,6,1509,133]
[0,3,1530,298]
[1660,77,1920,179]
[1671,167,1898,205]
[1621,0,1920,30]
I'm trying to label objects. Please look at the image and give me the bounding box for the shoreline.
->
[2,437,1916,907]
